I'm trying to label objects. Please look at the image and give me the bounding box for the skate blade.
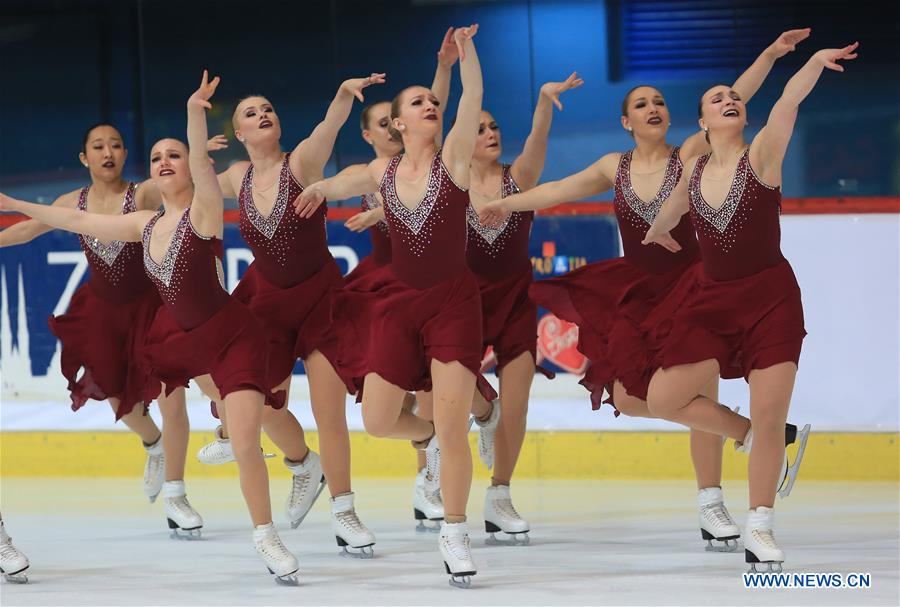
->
[339,545,375,559]
[485,531,530,546]
[778,424,810,499]
[444,562,475,589]
[416,520,442,533]
[147,492,160,504]
[268,567,300,586]
[288,476,328,530]
[747,561,783,574]
[705,538,741,552]
[2,572,29,584]
[169,528,203,541]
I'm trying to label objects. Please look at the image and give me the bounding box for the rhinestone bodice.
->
[238,153,331,288]
[614,146,699,274]
[466,164,533,280]
[379,151,470,289]
[76,183,154,302]
[142,208,230,330]
[688,147,784,280]
[361,193,391,265]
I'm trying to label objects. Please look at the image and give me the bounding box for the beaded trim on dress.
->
[77,183,136,266]
[466,164,521,245]
[240,154,300,240]
[616,146,682,226]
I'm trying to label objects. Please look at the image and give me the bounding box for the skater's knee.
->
[646,384,682,418]
[749,402,789,436]
[361,408,396,438]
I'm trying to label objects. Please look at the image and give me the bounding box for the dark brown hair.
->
[82,123,123,153]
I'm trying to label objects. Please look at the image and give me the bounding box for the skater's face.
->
[362,101,403,157]
[472,110,501,162]
[391,86,442,142]
[698,85,747,134]
[80,125,127,180]
[149,139,191,189]
[233,96,282,147]
[621,86,670,140]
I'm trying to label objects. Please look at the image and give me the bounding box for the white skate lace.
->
[495,498,523,522]
[335,509,367,534]
[145,453,164,482]
[199,440,230,463]
[441,532,472,561]
[257,532,292,563]
[288,472,312,507]
[166,495,198,520]
[751,528,778,550]
[0,537,22,561]
[425,447,441,483]
[702,503,736,529]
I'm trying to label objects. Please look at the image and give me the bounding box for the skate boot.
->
[163,480,203,540]
[484,485,530,546]
[735,422,811,499]
[474,399,500,469]
[439,521,477,589]
[285,451,327,529]
[0,520,29,584]
[196,426,276,465]
[413,468,444,532]
[698,487,740,552]
[253,522,300,586]
[744,506,784,573]
[331,493,375,558]
[143,436,165,503]
[413,434,443,531]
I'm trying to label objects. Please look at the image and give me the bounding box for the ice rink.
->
[1,478,897,606]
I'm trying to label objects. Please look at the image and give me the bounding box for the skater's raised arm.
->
[0,190,81,247]
[479,153,617,226]
[442,25,483,184]
[0,192,151,243]
[185,70,225,238]
[511,72,584,190]
[748,42,858,184]
[681,28,812,159]
[291,73,386,184]
[293,162,382,217]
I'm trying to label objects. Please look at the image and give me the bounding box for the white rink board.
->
[1,214,897,433]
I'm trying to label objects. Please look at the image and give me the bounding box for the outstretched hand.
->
[815,42,859,72]
[341,73,387,103]
[768,28,812,58]
[540,72,585,111]
[478,199,507,228]
[188,70,220,110]
[293,185,326,219]
[641,229,682,253]
[206,134,228,152]
[453,24,479,61]
[0,193,14,212]
[344,208,381,233]
[437,27,460,68]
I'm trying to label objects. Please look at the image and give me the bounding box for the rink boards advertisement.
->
[0,214,619,394]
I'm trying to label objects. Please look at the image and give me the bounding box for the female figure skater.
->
[0,124,195,530]
[462,72,583,545]
[294,25,484,588]
[1,72,301,584]
[642,42,858,572]
[480,29,811,552]
[191,70,392,558]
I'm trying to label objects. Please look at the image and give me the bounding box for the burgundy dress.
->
[47,183,163,419]
[344,193,391,284]
[529,146,701,411]
[466,164,547,375]
[232,153,345,388]
[648,148,805,378]
[332,151,495,399]
[136,208,275,405]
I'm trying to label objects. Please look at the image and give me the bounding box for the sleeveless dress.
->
[344,192,391,284]
[647,148,805,378]
[231,153,345,389]
[331,151,496,400]
[135,208,277,405]
[466,164,550,376]
[529,146,701,410]
[47,183,163,419]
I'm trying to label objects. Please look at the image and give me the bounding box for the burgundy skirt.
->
[343,254,385,286]
[232,259,345,387]
[647,259,805,380]
[529,255,699,411]
[331,265,497,401]
[47,283,161,420]
[136,297,282,408]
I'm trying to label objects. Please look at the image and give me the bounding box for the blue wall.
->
[1,0,897,203]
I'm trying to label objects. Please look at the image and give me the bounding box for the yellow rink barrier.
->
[0,431,897,481]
